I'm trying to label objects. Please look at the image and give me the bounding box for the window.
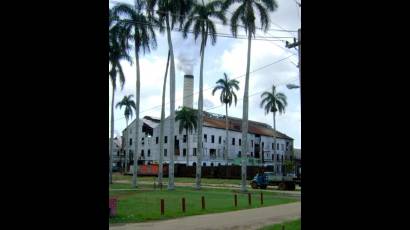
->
[156,137,159,144]
[141,150,144,157]
[218,136,222,144]
[281,144,284,151]
[165,136,168,143]
[183,148,186,156]
[238,151,241,157]
[148,150,151,157]
[272,154,274,160]
[203,163,206,166]
[232,138,235,145]
[277,143,279,150]
[251,152,253,157]
[164,149,167,156]
[277,154,279,161]
[141,137,144,145]
[211,135,214,143]
[129,138,132,146]
[251,140,253,147]
[239,139,241,146]
[272,143,274,150]
[204,134,207,142]
[193,148,197,156]
[183,135,187,143]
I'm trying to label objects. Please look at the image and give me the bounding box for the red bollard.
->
[160,199,164,215]
[182,198,186,213]
[201,196,205,210]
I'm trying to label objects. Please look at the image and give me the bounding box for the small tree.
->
[283,160,295,175]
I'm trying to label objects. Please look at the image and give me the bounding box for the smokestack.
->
[183,74,194,108]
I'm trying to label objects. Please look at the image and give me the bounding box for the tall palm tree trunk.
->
[132,49,141,188]
[186,129,189,165]
[165,14,176,190]
[225,103,229,165]
[240,29,252,193]
[109,85,115,184]
[196,29,207,190]
[124,119,128,174]
[159,50,170,186]
[273,112,277,174]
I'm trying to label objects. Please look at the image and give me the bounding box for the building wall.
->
[122,117,293,174]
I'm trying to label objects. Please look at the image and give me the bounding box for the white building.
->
[110,137,123,168]
[121,74,293,174]
[122,111,293,174]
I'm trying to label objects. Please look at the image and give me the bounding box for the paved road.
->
[109,201,301,230]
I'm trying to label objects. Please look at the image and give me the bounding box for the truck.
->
[250,172,298,190]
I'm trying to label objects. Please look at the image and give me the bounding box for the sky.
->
[109,0,301,148]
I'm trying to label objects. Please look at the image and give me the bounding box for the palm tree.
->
[158,50,170,187]
[175,107,198,166]
[260,85,287,175]
[147,0,193,190]
[223,0,278,192]
[116,95,137,174]
[212,73,239,165]
[112,0,158,188]
[182,0,226,190]
[109,9,132,184]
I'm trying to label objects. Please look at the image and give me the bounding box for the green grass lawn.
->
[258,219,301,230]
[113,173,245,185]
[109,183,297,224]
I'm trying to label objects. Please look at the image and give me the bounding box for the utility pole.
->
[285,28,301,105]
[286,28,301,170]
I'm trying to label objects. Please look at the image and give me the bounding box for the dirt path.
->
[109,201,300,230]
[111,180,301,198]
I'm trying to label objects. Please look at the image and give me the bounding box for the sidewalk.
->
[109,201,301,230]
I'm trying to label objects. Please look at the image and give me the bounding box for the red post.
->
[182,197,186,213]
[160,199,164,215]
[234,194,237,207]
[201,196,205,210]
[260,192,263,205]
[248,193,251,206]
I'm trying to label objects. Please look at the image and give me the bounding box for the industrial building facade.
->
[121,112,293,174]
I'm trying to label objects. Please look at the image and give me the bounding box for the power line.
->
[204,77,299,112]
[117,19,294,41]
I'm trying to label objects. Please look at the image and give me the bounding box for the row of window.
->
[139,148,198,157]
[129,136,289,151]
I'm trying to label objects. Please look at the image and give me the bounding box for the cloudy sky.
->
[109,0,301,148]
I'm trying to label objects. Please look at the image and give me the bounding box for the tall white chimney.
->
[183,74,194,108]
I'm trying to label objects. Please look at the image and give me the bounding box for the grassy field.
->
[112,173,245,185]
[258,219,301,230]
[109,183,297,223]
